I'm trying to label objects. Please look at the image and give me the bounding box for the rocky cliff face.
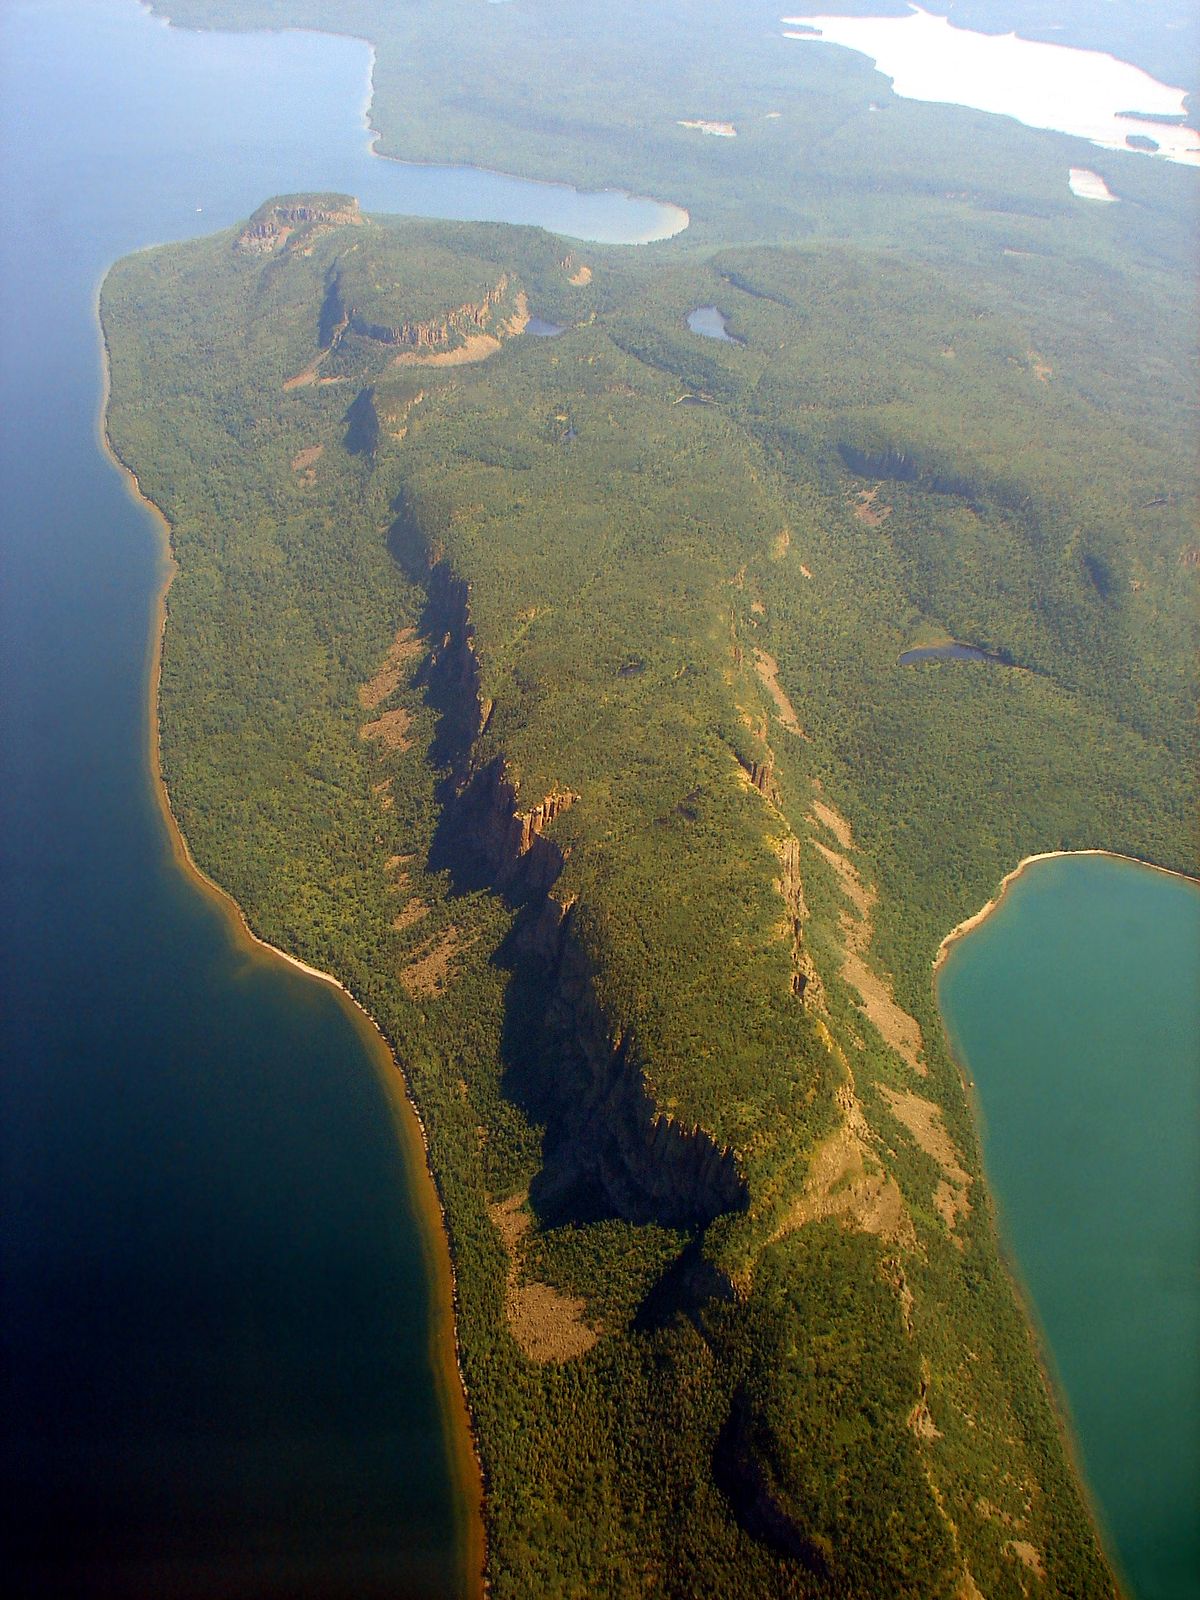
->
[526,908,749,1229]
[714,1391,831,1574]
[235,197,362,255]
[339,272,511,350]
[449,749,748,1229]
[387,518,489,752]
[396,521,751,1233]
[737,750,822,1008]
[456,758,577,897]
[427,567,490,752]
[739,751,781,805]
[776,833,823,1005]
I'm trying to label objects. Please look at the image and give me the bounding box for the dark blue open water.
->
[0,4,680,1594]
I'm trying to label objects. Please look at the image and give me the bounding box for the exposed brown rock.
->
[808,800,929,1077]
[355,277,520,353]
[754,648,805,737]
[399,925,470,998]
[489,1193,599,1363]
[359,624,422,709]
[235,197,362,255]
[851,485,892,526]
[1006,1540,1046,1581]
[908,1367,943,1441]
[773,1048,914,1250]
[877,1083,972,1243]
[738,752,781,805]
[458,757,578,896]
[392,899,428,932]
[290,443,323,482]
[359,706,414,751]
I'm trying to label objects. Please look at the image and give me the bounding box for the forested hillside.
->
[109,0,1196,1594]
[103,178,1194,1593]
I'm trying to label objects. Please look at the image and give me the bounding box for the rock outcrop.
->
[739,751,781,805]
[776,833,823,1006]
[456,758,577,897]
[396,520,751,1236]
[348,274,511,349]
[235,195,362,255]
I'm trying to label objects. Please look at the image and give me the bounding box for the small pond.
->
[899,642,1006,666]
[687,305,742,342]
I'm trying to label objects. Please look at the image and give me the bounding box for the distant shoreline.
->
[933,848,1200,977]
[94,284,487,1598]
[140,2,689,245]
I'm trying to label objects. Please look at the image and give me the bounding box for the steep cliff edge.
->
[420,563,751,1233]
[523,900,749,1230]
[235,193,363,254]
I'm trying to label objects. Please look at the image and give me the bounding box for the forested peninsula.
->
[105,3,1197,1596]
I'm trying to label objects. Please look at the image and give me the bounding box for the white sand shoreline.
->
[933,848,1200,976]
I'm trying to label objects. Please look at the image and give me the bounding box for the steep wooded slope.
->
[103,197,1195,1594]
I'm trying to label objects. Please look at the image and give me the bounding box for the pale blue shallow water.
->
[939,854,1200,1600]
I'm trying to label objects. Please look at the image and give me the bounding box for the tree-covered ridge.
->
[102,191,1194,1594]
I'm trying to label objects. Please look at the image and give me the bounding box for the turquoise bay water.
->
[0,2,679,1594]
[938,855,1200,1600]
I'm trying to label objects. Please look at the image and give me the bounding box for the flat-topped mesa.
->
[348,275,512,349]
[235,194,362,254]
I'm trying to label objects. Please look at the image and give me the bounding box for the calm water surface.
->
[898,641,1004,666]
[687,305,740,342]
[938,855,1200,1600]
[0,2,679,1594]
[781,8,1200,165]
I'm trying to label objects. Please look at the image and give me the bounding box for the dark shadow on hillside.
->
[712,1390,833,1577]
[343,385,379,456]
[633,1236,731,1333]
[494,906,630,1233]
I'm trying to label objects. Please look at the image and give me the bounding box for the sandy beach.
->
[933,848,1200,977]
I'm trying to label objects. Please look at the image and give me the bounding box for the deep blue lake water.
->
[0,3,680,1594]
[3,4,1192,1597]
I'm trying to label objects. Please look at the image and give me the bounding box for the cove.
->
[0,0,682,1593]
[936,854,1200,1600]
[781,8,1200,166]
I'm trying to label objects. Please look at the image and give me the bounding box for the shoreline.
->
[931,844,1199,1600]
[140,2,690,245]
[932,847,1200,977]
[356,38,690,243]
[95,287,487,1599]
